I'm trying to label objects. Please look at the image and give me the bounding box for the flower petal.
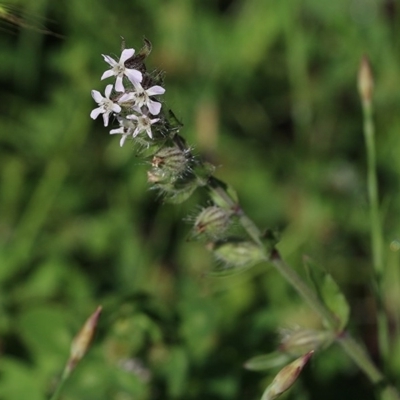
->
[102,112,110,127]
[111,103,122,113]
[145,126,153,139]
[126,114,139,121]
[101,70,115,80]
[115,76,124,92]
[102,54,117,67]
[91,90,103,103]
[146,85,166,96]
[120,48,135,63]
[110,127,124,134]
[147,100,161,115]
[132,126,141,137]
[104,85,113,98]
[119,92,134,103]
[120,135,128,147]
[125,69,142,85]
[90,107,103,120]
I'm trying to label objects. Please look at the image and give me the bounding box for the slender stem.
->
[338,334,399,400]
[206,178,399,399]
[362,100,390,362]
[270,253,338,330]
[49,367,70,400]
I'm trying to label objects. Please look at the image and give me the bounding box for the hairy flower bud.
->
[192,206,233,239]
[209,238,265,269]
[279,328,334,356]
[151,145,189,178]
[262,351,313,400]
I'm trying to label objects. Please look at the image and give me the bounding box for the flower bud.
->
[209,238,265,269]
[147,168,167,184]
[66,306,102,374]
[279,328,334,356]
[358,55,374,107]
[192,206,233,239]
[262,351,313,400]
[151,146,189,178]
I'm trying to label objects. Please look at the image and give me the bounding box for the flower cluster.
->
[90,46,166,147]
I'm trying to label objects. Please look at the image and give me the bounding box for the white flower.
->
[90,84,121,127]
[126,113,160,139]
[109,118,138,147]
[119,83,165,115]
[101,48,143,92]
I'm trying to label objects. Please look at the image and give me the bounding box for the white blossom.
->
[101,48,142,92]
[109,118,138,147]
[126,113,160,139]
[119,83,165,115]
[90,84,121,127]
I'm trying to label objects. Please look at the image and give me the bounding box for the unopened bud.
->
[147,168,167,184]
[279,328,334,356]
[262,351,313,400]
[67,306,102,374]
[209,238,265,268]
[358,55,374,107]
[151,146,189,178]
[192,206,233,239]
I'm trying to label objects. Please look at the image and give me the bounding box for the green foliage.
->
[304,257,350,331]
[0,0,400,399]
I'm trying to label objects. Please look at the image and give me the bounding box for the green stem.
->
[338,334,399,400]
[49,367,70,400]
[206,177,399,399]
[270,253,338,330]
[362,101,390,362]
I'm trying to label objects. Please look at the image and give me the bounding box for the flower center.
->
[113,64,125,77]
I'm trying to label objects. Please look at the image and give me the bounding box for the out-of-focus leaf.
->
[165,346,189,398]
[0,357,45,400]
[304,257,350,330]
[321,274,350,331]
[16,306,70,362]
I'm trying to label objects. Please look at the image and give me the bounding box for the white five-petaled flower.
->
[109,118,138,147]
[119,83,165,115]
[126,113,160,139]
[101,48,143,92]
[90,84,121,127]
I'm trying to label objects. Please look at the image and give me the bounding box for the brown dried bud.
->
[67,306,102,373]
[358,55,374,106]
[262,351,313,400]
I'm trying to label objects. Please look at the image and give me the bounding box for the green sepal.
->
[244,351,292,371]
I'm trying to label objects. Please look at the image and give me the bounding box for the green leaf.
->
[165,347,189,398]
[304,257,350,330]
[321,274,350,331]
[0,357,45,400]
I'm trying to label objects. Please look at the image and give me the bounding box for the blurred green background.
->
[1,0,400,399]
